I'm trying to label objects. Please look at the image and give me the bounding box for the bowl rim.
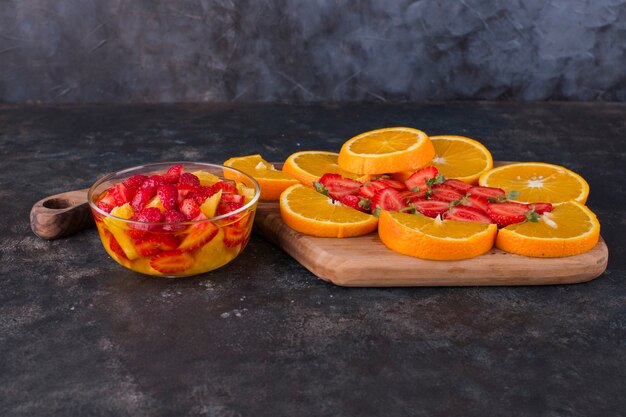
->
[87,161,261,225]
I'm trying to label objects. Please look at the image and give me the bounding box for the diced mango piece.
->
[145,196,165,212]
[237,183,256,203]
[192,170,220,187]
[200,190,222,218]
[110,203,134,220]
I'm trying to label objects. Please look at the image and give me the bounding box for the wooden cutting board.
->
[253,201,608,287]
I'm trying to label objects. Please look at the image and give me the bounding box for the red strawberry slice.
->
[157,184,178,210]
[163,209,188,231]
[180,198,201,220]
[318,174,362,200]
[461,194,490,213]
[123,174,147,191]
[109,235,128,260]
[210,180,238,194]
[163,165,183,184]
[443,178,472,193]
[133,233,180,257]
[131,188,156,212]
[411,199,450,218]
[375,178,407,191]
[223,226,245,247]
[176,184,199,201]
[443,206,492,224]
[358,180,390,198]
[188,186,215,205]
[110,183,136,206]
[371,188,408,213]
[430,184,465,202]
[179,173,200,186]
[178,214,219,251]
[338,194,370,213]
[150,250,194,274]
[468,186,506,200]
[399,190,427,204]
[531,203,553,214]
[132,207,164,231]
[487,202,532,227]
[97,191,116,213]
[220,193,245,204]
[404,166,438,193]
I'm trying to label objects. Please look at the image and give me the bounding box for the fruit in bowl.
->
[88,162,260,277]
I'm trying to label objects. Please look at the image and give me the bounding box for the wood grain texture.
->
[254,201,609,287]
[30,188,93,240]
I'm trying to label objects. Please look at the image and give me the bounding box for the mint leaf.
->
[372,207,382,217]
[506,190,520,200]
[525,211,540,223]
[358,198,371,212]
[313,181,328,197]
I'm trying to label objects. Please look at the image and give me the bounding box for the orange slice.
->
[282,150,370,187]
[378,210,497,260]
[496,201,600,257]
[338,127,434,174]
[224,154,299,200]
[280,184,378,238]
[478,162,589,204]
[429,135,493,183]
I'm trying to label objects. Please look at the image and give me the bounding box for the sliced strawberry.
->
[109,235,128,260]
[210,180,238,194]
[131,187,157,212]
[110,183,136,206]
[163,209,188,231]
[487,202,532,227]
[429,184,465,203]
[375,178,407,191]
[443,179,472,193]
[531,203,553,214]
[371,188,408,213]
[404,166,438,193]
[178,214,219,251]
[133,233,180,257]
[188,186,214,205]
[358,180,389,198]
[223,226,245,247]
[157,184,178,210]
[179,173,200,186]
[411,199,450,218]
[97,191,116,213]
[338,194,370,213]
[123,174,147,191]
[132,207,164,231]
[468,186,506,200]
[443,206,492,224]
[461,194,490,213]
[216,201,245,216]
[180,198,201,220]
[163,165,183,184]
[318,173,362,200]
[399,190,427,204]
[142,176,164,191]
[150,250,194,274]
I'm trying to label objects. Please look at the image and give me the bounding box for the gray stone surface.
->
[1,1,626,103]
[0,102,625,416]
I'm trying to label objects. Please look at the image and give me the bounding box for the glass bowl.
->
[88,162,260,277]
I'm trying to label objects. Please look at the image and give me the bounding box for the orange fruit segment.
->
[280,184,378,238]
[478,162,589,204]
[429,135,493,184]
[378,210,497,260]
[338,127,434,174]
[496,201,600,257]
[224,154,299,200]
[283,150,370,187]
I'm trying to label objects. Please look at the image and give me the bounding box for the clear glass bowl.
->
[88,162,260,277]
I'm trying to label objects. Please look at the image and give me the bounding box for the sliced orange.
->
[282,150,370,187]
[479,162,589,204]
[496,201,600,257]
[280,184,378,238]
[338,127,434,174]
[429,135,493,183]
[224,154,299,200]
[378,210,497,260]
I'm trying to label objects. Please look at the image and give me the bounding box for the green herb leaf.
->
[372,207,382,217]
[358,198,371,212]
[313,181,328,197]
[506,190,520,201]
[526,211,540,223]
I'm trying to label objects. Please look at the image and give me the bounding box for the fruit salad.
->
[88,162,260,277]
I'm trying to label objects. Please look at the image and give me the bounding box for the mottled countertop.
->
[1,102,624,417]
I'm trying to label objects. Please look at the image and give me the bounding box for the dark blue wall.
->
[1,0,625,102]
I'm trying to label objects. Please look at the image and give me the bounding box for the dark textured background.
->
[1,0,626,103]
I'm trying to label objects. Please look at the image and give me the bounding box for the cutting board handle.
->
[30,188,94,240]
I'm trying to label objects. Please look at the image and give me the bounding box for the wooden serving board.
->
[253,201,608,287]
